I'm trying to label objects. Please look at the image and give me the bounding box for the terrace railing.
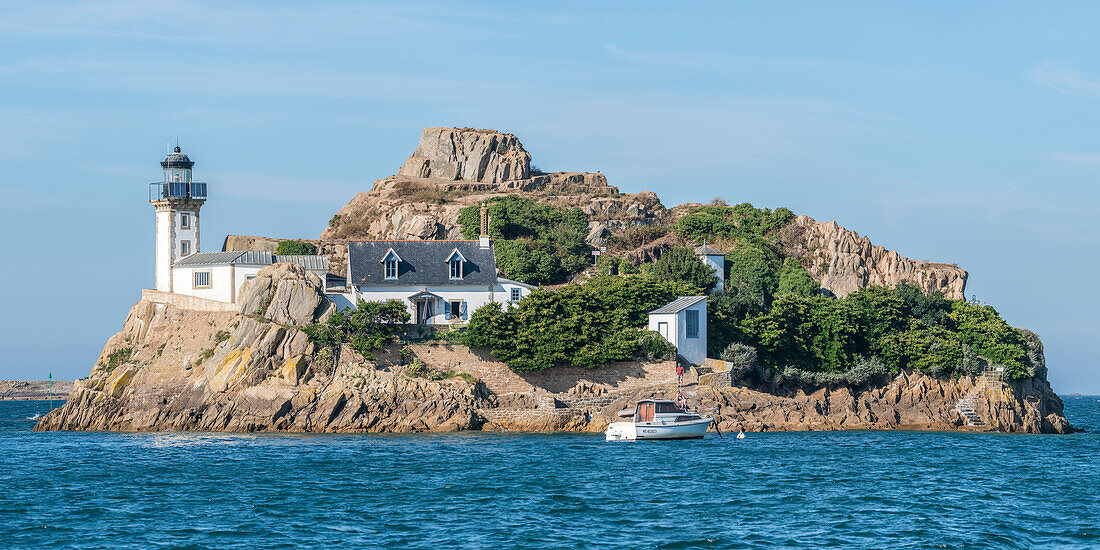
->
[149,181,208,201]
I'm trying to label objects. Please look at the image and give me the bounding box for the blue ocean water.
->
[0,399,1097,549]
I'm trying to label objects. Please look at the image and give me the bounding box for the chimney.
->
[479,203,490,249]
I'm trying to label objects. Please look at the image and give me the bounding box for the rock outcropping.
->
[783,214,968,298]
[313,127,971,298]
[398,127,531,183]
[35,264,483,433]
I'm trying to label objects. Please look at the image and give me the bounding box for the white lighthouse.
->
[149,146,207,292]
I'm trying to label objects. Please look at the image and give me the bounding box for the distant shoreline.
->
[0,380,73,401]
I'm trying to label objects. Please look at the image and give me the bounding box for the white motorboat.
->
[605,399,713,441]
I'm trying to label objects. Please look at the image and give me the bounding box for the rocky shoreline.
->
[34,264,1073,435]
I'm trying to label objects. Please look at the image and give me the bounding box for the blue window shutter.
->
[461,302,468,320]
[444,301,451,318]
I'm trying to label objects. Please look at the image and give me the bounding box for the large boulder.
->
[237,263,329,326]
[397,127,531,183]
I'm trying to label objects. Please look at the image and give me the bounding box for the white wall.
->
[649,312,680,347]
[172,265,235,303]
[175,210,199,258]
[701,254,724,292]
[356,282,531,324]
[648,299,707,365]
[155,209,173,292]
[677,300,707,364]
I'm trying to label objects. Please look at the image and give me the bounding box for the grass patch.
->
[100,347,134,373]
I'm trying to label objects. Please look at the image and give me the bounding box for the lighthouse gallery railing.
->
[149,182,208,201]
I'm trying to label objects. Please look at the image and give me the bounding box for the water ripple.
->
[0,398,1097,548]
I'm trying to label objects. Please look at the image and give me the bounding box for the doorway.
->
[416,300,434,325]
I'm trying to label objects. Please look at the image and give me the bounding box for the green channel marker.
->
[48,372,52,411]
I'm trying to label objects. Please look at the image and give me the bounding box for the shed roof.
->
[173,251,328,271]
[348,240,497,286]
[649,295,707,315]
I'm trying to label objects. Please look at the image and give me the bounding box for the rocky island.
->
[36,127,1073,434]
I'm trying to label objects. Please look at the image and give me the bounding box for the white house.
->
[173,251,330,304]
[148,147,329,304]
[695,241,724,292]
[343,236,532,325]
[648,296,708,365]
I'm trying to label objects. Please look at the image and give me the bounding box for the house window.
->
[449,301,462,319]
[385,258,398,279]
[180,240,191,256]
[510,288,521,302]
[449,258,463,279]
[180,212,191,229]
[686,310,699,338]
[194,271,211,288]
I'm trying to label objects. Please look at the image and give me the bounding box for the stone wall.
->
[407,343,676,395]
[140,289,238,312]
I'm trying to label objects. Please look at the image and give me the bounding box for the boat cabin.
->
[628,399,700,423]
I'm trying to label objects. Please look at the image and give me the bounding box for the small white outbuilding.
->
[648,296,708,365]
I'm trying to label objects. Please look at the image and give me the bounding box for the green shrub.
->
[845,355,889,386]
[723,284,1039,382]
[673,203,793,266]
[214,330,230,344]
[302,299,411,355]
[408,358,427,378]
[100,347,134,373]
[465,275,690,371]
[654,247,718,293]
[719,342,758,381]
[457,196,591,284]
[777,258,820,298]
[276,240,317,255]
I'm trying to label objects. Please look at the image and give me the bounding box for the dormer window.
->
[381,248,402,280]
[446,248,466,280]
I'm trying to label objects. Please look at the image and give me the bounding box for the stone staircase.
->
[955,365,1004,427]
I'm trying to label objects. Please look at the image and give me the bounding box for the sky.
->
[1,1,1098,393]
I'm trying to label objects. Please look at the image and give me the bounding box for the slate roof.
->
[694,243,722,256]
[348,240,498,286]
[649,296,707,314]
[173,251,329,271]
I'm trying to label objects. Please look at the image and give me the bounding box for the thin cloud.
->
[1028,60,1100,98]
[1037,151,1100,165]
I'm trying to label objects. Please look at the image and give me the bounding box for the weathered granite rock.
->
[237,263,327,326]
[398,127,531,183]
[782,214,969,298]
[587,370,1073,434]
[319,172,664,246]
[35,297,484,433]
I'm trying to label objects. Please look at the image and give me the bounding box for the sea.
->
[0,398,1096,549]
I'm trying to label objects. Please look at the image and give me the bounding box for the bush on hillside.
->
[715,284,1038,382]
[276,240,317,256]
[302,299,410,355]
[457,196,591,285]
[464,275,687,371]
[654,246,718,293]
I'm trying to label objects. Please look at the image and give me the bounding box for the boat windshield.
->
[655,402,685,414]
